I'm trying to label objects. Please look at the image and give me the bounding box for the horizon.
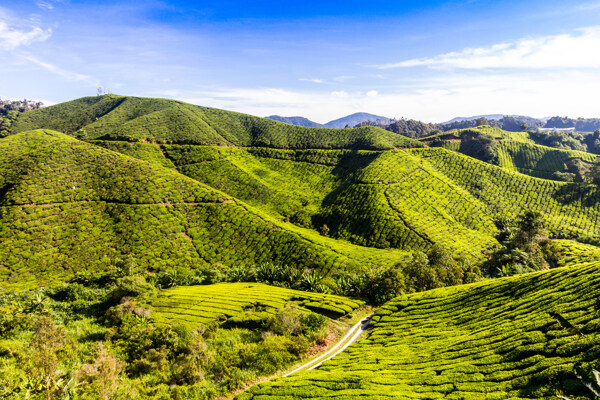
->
[2,1,600,122]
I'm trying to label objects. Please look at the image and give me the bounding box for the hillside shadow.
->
[312,150,381,232]
[552,183,600,207]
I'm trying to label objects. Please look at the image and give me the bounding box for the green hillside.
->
[4,97,600,280]
[85,142,600,262]
[239,261,600,399]
[421,126,598,180]
[152,282,364,327]
[0,130,408,289]
[10,95,422,150]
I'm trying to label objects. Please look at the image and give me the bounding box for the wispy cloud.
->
[299,78,327,84]
[376,26,600,70]
[151,65,600,123]
[0,20,51,50]
[36,1,55,11]
[18,53,100,87]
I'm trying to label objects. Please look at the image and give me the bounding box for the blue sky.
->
[1,0,600,122]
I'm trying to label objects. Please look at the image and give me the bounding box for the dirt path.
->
[283,314,373,377]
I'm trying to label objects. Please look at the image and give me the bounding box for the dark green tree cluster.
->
[529,130,587,152]
[484,211,560,276]
[0,98,43,136]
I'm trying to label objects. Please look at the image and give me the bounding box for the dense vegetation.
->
[0,265,366,399]
[0,98,43,136]
[240,261,600,399]
[0,129,408,289]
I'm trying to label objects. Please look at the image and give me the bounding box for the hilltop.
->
[9,95,419,150]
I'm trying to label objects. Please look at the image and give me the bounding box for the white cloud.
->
[36,1,54,11]
[0,20,51,50]
[377,26,600,70]
[299,78,327,84]
[19,53,100,87]
[152,67,600,123]
[331,90,349,98]
[366,90,378,97]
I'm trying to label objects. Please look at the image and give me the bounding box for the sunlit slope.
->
[91,141,600,261]
[10,94,422,149]
[421,126,597,180]
[416,148,600,237]
[239,261,600,399]
[421,125,535,144]
[152,282,364,327]
[495,141,596,179]
[0,130,407,289]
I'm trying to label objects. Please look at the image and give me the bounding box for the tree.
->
[566,158,590,182]
[30,316,66,399]
[585,157,600,185]
[475,117,489,126]
[76,343,124,400]
[485,210,551,276]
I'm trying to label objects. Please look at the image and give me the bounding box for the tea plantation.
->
[90,138,600,261]
[421,126,598,180]
[0,130,407,288]
[9,94,422,150]
[239,261,600,399]
[152,282,364,327]
[2,95,600,400]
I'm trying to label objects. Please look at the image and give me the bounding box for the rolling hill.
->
[9,95,418,150]
[0,129,408,289]
[2,95,600,400]
[5,100,600,283]
[421,126,598,180]
[265,115,324,128]
[238,260,600,399]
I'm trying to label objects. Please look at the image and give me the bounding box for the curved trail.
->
[284,314,373,377]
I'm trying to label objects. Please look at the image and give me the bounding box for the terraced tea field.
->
[152,282,364,326]
[10,94,422,150]
[417,148,600,237]
[496,141,596,179]
[421,126,598,180]
[0,130,408,288]
[239,261,600,399]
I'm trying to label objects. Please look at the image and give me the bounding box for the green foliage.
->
[485,211,553,277]
[240,261,600,400]
[0,274,361,400]
[402,245,480,292]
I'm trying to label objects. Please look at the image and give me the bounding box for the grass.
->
[151,282,364,327]
[238,261,600,399]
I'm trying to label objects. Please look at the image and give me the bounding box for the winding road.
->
[284,314,373,377]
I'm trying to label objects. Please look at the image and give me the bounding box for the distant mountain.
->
[266,115,324,128]
[324,112,392,129]
[267,112,392,129]
[444,114,543,125]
